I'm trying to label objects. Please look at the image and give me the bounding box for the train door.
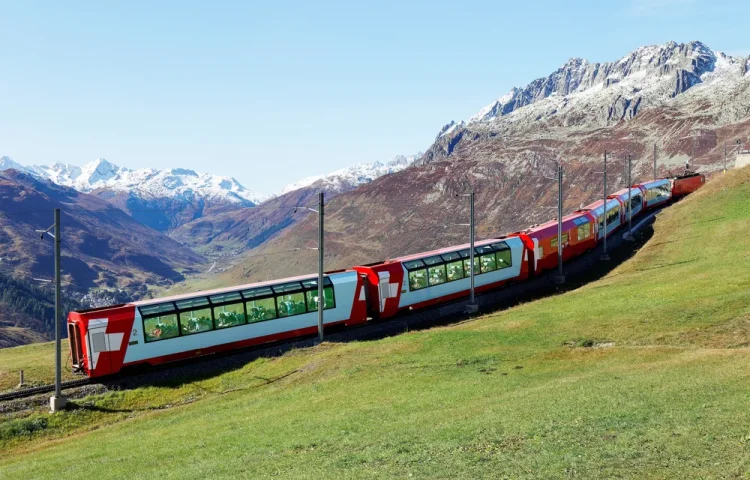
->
[532,238,541,274]
[377,271,398,314]
[68,323,84,372]
[86,320,113,376]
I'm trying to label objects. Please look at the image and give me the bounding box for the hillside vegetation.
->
[1,168,749,479]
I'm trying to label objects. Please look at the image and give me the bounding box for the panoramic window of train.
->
[210,292,245,329]
[272,283,306,317]
[176,298,213,335]
[141,303,180,342]
[577,221,591,241]
[606,207,619,225]
[480,254,497,273]
[550,233,569,249]
[241,287,277,323]
[440,252,464,282]
[302,278,335,311]
[494,244,512,268]
[404,260,428,291]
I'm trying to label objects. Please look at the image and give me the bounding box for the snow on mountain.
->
[459,41,747,130]
[280,153,423,195]
[0,156,31,173]
[0,158,270,206]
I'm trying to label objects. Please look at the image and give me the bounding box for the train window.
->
[139,302,176,317]
[463,258,477,277]
[213,302,246,329]
[446,260,464,281]
[246,297,277,322]
[496,248,512,269]
[179,306,213,335]
[423,255,444,266]
[475,245,495,256]
[440,251,462,263]
[550,233,569,249]
[277,292,305,317]
[606,207,619,225]
[480,254,497,273]
[304,287,335,311]
[209,291,242,305]
[243,286,275,299]
[403,260,426,271]
[143,314,179,342]
[428,264,447,286]
[457,248,471,259]
[577,222,591,241]
[408,269,428,291]
[630,194,642,210]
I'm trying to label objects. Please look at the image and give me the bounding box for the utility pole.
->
[50,209,65,412]
[653,144,657,180]
[317,192,324,342]
[625,154,635,242]
[600,151,610,261]
[467,192,477,313]
[554,164,565,285]
[724,142,727,173]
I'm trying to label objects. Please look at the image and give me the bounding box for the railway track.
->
[0,378,92,402]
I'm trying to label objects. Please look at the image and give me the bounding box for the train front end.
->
[67,304,136,378]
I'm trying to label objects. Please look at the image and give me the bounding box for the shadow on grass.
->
[101,216,660,394]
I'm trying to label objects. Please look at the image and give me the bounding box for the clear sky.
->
[1,0,748,194]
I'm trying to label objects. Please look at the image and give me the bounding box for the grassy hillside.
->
[1,168,749,479]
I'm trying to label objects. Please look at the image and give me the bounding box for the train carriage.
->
[511,211,598,275]
[68,271,368,378]
[581,198,623,240]
[638,179,672,209]
[355,236,530,319]
[609,187,645,223]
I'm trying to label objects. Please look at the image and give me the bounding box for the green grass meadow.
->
[1,168,749,479]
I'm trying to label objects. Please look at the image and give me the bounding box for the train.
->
[67,173,705,378]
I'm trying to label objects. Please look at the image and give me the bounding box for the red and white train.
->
[68,173,705,378]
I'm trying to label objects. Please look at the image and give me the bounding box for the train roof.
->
[383,236,516,264]
[609,187,642,199]
[580,197,621,214]
[519,211,592,237]
[132,270,353,307]
[638,178,670,188]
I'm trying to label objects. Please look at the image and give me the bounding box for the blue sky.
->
[1,0,748,193]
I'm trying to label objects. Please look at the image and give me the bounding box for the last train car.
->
[354,236,530,320]
[671,173,706,199]
[68,271,368,378]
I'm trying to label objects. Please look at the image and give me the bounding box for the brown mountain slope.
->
[0,170,206,294]
[198,107,750,289]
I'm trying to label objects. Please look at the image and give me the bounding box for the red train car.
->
[671,173,705,198]
[354,236,530,319]
[68,271,368,378]
[510,210,598,275]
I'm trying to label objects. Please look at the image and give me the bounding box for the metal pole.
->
[653,144,657,180]
[50,208,66,411]
[555,164,565,284]
[625,154,634,241]
[317,192,324,341]
[469,192,475,305]
[724,142,727,173]
[601,151,610,261]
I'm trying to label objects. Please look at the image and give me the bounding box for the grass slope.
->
[1,168,749,479]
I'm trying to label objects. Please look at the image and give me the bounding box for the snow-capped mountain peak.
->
[0,158,269,206]
[280,152,423,195]
[462,40,741,129]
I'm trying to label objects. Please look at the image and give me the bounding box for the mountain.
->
[0,169,205,297]
[170,153,423,261]
[280,154,422,195]
[0,158,269,232]
[201,40,750,285]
